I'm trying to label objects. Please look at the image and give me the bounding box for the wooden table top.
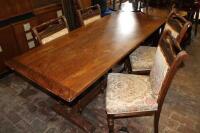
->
[6,12,165,102]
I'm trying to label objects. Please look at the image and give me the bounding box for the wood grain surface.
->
[6,12,165,102]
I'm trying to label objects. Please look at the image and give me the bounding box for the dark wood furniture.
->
[166,10,192,47]
[0,26,20,73]
[106,30,188,133]
[77,4,101,26]
[32,16,69,45]
[6,12,165,132]
[0,0,32,21]
[171,0,199,35]
[0,0,63,75]
[80,0,92,8]
[12,17,39,53]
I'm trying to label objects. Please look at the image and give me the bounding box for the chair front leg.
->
[154,111,160,133]
[107,114,114,133]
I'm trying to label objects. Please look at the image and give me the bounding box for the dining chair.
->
[106,30,188,133]
[32,16,69,45]
[77,4,101,26]
[128,10,192,74]
[171,0,200,35]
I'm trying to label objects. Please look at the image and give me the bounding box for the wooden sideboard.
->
[0,0,63,75]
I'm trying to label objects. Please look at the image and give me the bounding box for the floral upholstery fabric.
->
[106,73,158,114]
[83,15,101,25]
[41,28,69,45]
[150,46,169,97]
[129,46,157,72]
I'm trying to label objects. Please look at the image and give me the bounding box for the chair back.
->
[164,10,192,48]
[77,4,101,26]
[32,16,69,45]
[150,30,188,109]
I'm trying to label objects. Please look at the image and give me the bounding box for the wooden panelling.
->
[0,26,19,73]
[0,0,32,21]
[31,0,60,8]
[81,0,92,8]
[12,18,38,53]
[33,3,63,24]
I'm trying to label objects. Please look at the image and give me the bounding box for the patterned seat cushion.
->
[150,46,169,98]
[106,73,158,114]
[41,28,69,45]
[129,46,157,72]
[84,15,101,25]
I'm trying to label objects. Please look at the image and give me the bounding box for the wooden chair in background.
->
[128,10,192,74]
[171,0,200,35]
[32,16,69,45]
[77,4,101,26]
[105,30,188,133]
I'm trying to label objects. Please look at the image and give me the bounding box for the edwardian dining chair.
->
[106,30,188,133]
[32,16,69,45]
[128,10,191,74]
[77,4,101,26]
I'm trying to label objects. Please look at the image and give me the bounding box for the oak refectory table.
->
[6,12,165,132]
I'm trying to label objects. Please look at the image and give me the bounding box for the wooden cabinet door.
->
[12,17,38,54]
[0,26,19,73]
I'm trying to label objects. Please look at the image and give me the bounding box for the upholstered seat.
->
[32,16,69,45]
[41,28,69,44]
[77,4,101,26]
[106,73,158,114]
[129,46,157,72]
[83,15,101,25]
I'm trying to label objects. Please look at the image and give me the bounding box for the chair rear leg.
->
[107,115,114,133]
[154,112,160,133]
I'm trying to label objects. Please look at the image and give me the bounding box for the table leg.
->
[53,103,95,133]
[52,76,106,132]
